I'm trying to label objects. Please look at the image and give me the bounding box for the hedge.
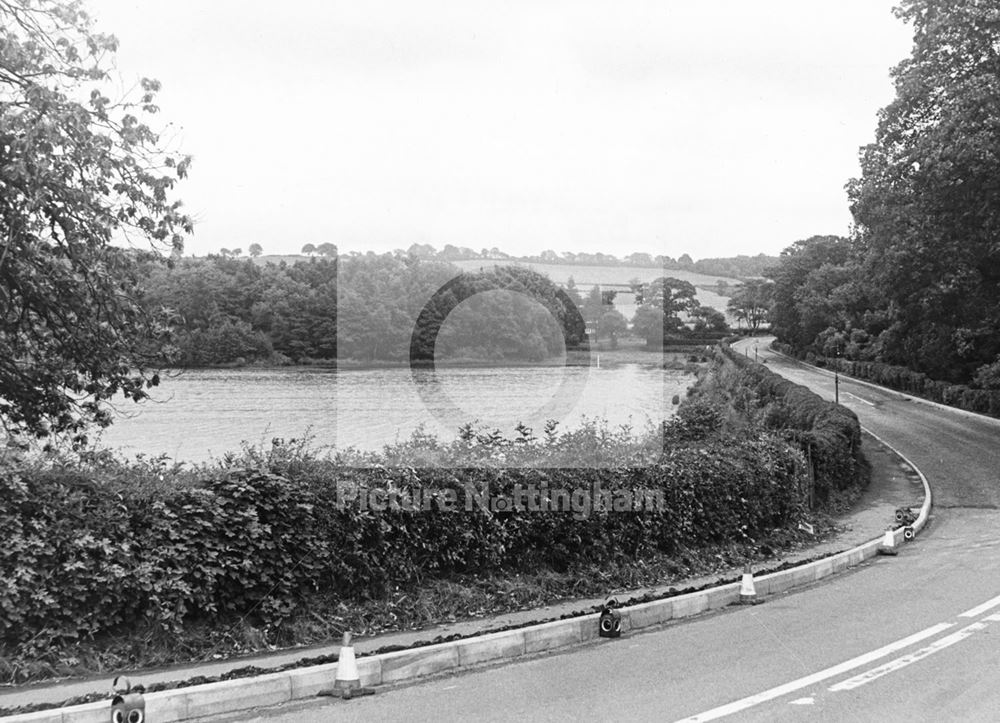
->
[718,343,864,503]
[772,342,1000,419]
[1,434,804,651]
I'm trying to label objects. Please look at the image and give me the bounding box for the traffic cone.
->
[878,528,899,556]
[739,563,760,605]
[318,632,374,699]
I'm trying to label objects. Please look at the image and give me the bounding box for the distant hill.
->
[238,251,778,280]
[691,254,779,279]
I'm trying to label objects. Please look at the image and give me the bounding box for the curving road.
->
[232,339,1000,722]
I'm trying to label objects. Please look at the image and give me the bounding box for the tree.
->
[847,0,1000,382]
[582,286,606,329]
[597,310,628,349]
[0,1,192,442]
[248,243,263,257]
[792,263,861,345]
[406,242,435,259]
[656,277,698,332]
[301,243,316,255]
[630,277,700,347]
[438,244,464,260]
[316,242,337,258]
[765,236,851,348]
[564,276,583,309]
[690,306,728,334]
[624,252,653,267]
[628,278,644,305]
[630,305,664,349]
[727,279,772,332]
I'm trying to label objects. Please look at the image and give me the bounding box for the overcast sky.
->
[91,1,914,260]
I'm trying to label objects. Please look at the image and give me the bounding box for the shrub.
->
[774,343,1000,420]
[717,343,863,502]
[666,398,725,442]
[0,427,805,653]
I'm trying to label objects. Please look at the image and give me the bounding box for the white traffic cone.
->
[318,632,374,699]
[878,527,899,556]
[739,563,759,605]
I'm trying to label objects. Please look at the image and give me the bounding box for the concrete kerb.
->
[3,444,933,723]
[860,427,932,536]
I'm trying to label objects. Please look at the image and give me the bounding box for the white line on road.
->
[671,623,953,722]
[829,618,995,692]
[843,391,875,407]
[958,593,1000,618]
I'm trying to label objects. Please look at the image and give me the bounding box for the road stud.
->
[739,563,761,605]
[317,632,374,699]
[878,527,899,556]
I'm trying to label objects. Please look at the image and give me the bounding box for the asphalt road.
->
[228,339,1000,722]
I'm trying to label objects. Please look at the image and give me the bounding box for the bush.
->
[174,319,273,366]
[665,398,724,442]
[717,343,863,503]
[0,427,805,653]
[774,343,1000,420]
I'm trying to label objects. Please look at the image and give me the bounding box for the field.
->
[245,255,736,316]
[451,259,734,315]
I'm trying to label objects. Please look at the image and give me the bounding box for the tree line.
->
[138,253,582,367]
[765,1,1000,391]
[136,252,732,367]
[320,243,775,280]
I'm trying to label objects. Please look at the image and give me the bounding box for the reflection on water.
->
[98,364,692,462]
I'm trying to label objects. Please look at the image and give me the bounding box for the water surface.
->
[98,364,691,462]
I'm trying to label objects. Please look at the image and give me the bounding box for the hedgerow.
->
[0,425,805,657]
[772,342,1000,418]
[715,343,864,503]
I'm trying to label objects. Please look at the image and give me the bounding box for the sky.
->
[89,1,915,260]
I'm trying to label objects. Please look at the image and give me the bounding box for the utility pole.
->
[834,349,841,404]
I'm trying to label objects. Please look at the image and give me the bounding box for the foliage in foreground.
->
[0,0,192,443]
[0,413,806,671]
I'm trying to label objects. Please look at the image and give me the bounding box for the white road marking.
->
[958,593,1000,618]
[789,697,815,705]
[671,623,953,722]
[829,618,995,692]
[843,391,875,407]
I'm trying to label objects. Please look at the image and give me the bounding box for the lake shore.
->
[100,358,694,462]
[191,342,716,372]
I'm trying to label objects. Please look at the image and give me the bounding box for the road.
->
[228,339,1000,722]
